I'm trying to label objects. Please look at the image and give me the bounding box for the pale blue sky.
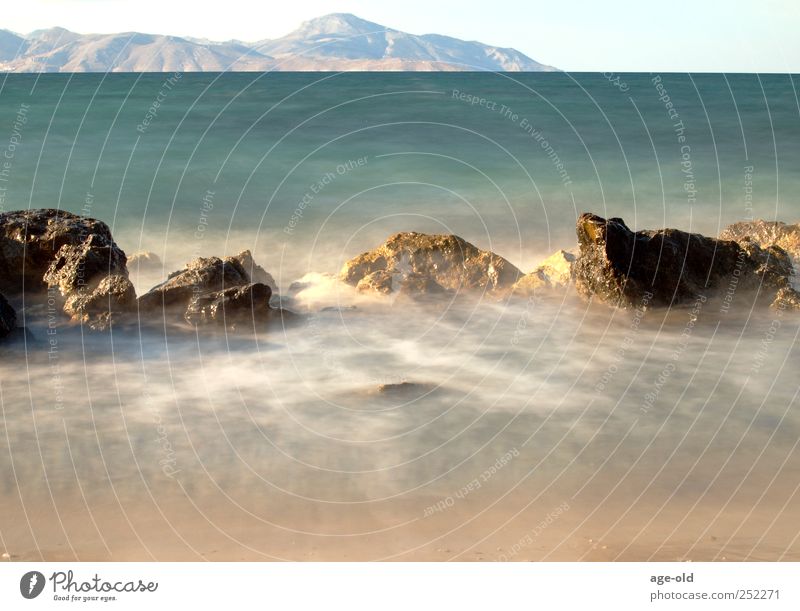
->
[8,0,800,71]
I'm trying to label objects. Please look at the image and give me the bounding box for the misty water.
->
[1,73,799,560]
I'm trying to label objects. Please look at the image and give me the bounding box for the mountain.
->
[252,14,552,71]
[0,28,271,72]
[0,14,555,72]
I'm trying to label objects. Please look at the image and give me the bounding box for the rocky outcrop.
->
[0,292,16,339]
[0,208,128,295]
[0,209,134,329]
[63,275,137,330]
[0,210,291,333]
[341,232,521,296]
[43,233,128,297]
[513,249,576,295]
[225,250,277,291]
[573,213,798,309]
[720,220,800,261]
[137,256,249,312]
[138,256,290,328]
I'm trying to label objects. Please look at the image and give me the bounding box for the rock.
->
[720,220,800,261]
[43,233,128,296]
[137,256,250,312]
[0,292,16,339]
[772,286,800,311]
[185,282,274,327]
[138,256,293,328]
[320,305,358,313]
[513,249,576,294]
[738,236,795,279]
[356,270,393,294]
[394,272,447,296]
[573,213,797,309]
[377,381,431,395]
[127,251,162,271]
[0,208,128,295]
[355,269,445,296]
[341,232,521,295]
[225,250,277,291]
[0,209,133,328]
[63,274,137,330]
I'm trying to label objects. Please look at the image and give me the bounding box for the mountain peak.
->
[26,26,76,39]
[293,13,393,37]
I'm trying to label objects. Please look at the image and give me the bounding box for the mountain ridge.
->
[0,13,556,72]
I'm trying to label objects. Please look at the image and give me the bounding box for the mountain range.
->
[0,13,555,72]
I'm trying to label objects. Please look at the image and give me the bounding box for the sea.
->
[0,72,798,560]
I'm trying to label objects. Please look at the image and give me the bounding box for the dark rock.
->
[225,250,277,291]
[64,274,137,330]
[341,232,521,296]
[2,326,36,344]
[0,208,128,296]
[137,256,249,312]
[185,282,272,326]
[139,256,294,329]
[0,292,16,339]
[720,220,800,261]
[377,381,431,395]
[573,213,797,309]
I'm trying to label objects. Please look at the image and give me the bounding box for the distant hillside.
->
[0,13,556,72]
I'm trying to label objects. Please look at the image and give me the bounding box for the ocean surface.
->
[1,72,799,560]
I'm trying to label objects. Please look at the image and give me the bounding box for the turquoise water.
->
[1,73,800,561]
[1,72,798,279]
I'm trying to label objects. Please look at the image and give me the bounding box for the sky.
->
[4,0,800,72]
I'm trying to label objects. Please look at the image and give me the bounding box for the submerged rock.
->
[573,213,798,309]
[341,232,521,296]
[320,305,358,313]
[0,292,16,339]
[0,208,128,295]
[376,381,432,395]
[185,282,282,328]
[513,249,576,294]
[720,220,800,261]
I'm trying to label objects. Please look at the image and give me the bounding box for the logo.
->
[20,571,45,599]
